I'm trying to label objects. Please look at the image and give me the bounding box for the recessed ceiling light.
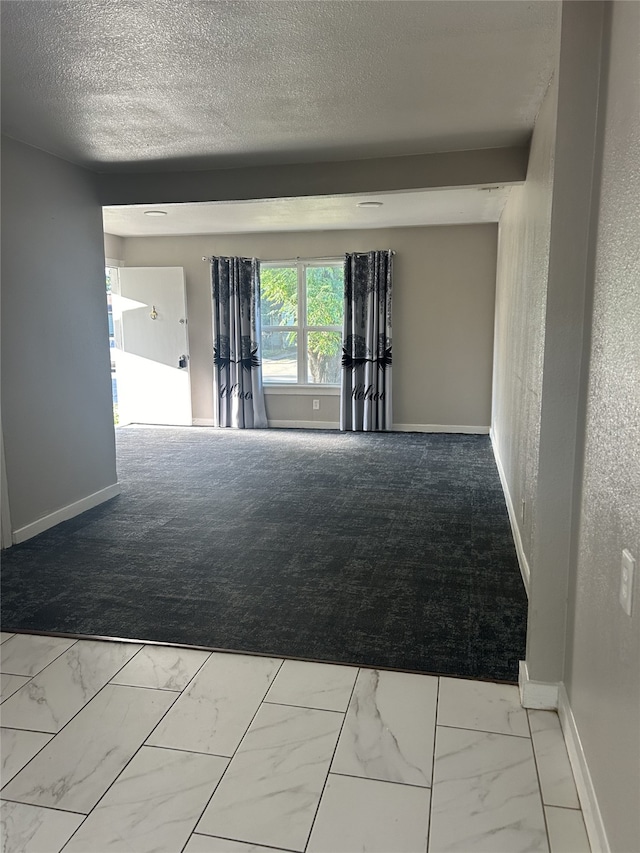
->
[357,201,384,208]
[144,209,168,217]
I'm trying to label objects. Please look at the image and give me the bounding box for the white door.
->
[114,267,191,426]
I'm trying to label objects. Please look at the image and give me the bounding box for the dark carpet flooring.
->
[1,427,527,681]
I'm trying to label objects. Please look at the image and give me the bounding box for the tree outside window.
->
[260,262,343,385]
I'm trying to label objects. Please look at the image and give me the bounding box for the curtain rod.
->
[202,255,341,263]
[202,251,395,263]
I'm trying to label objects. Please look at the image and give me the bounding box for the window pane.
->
[262,330,297,383]
[260,267,298,326]
[305,266,344,326]
[307,331,342,384]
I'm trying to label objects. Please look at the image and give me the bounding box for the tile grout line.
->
[55,678,191,852]
[528,712,585,816]
[0,629,520,686]
[0,644,188,816]
[107,682,186,693]
[328,770,432,792]
[140,648,216,747]
[53,647,217,852]
[0,635,79,680]
[144,743,232,760]
[527,708,553,852]
[262,699,345,714]
[79,646,222,812]
[0,797,87,817]
[178,657,287,853]
[3,636,536,852]
[426,676,441,853]
[0,675,34,707]
[0,668,146,797]
[436,722,532,739]
[1,638,145,741]
[109,645,215,695]
[1,670,36,679]
[0,728,55,791]
[189,832,300,853]
[301,666,361,853]
[0,725,56,736]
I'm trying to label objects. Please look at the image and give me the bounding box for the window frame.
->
[260,258,344,388]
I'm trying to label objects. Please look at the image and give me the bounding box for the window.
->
[260,260,344,385]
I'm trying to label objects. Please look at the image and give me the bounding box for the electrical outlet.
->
[312,399,320,410]
[620,549,635,616]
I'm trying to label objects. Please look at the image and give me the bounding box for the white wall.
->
[120,224,498,430]
[1,136,117,535]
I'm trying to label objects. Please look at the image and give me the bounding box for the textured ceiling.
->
[103,187,511,236]
[1,0,559,172]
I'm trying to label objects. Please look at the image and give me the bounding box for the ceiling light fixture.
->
[144,209,168,217]
[357,201,384,208]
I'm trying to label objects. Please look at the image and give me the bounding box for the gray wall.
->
[120,225,498,430]
[1,136,117,532]
[493,3,639,850]
[528,0,605,686]
[99,147,528,206]
[104,232,124,261]
[492,71,558,573]
[565,3,640,849]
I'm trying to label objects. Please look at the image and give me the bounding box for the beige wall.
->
[120,224,498,430]
[1,136,117,532]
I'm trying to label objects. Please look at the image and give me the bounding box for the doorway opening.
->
[105,265,120,425]
[104,265,192,428]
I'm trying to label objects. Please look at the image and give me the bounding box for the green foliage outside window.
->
[260,267,298,325]
[261,265,344,383]
[305,266,344,327]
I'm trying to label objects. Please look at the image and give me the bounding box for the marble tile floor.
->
[0,632,591,853]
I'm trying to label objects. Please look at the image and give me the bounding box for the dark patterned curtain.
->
[340,250,393,431]
[210,257,268,428]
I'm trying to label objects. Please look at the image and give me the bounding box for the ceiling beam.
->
[98,146,529,207]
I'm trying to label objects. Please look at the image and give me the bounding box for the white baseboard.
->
[1,421,12,550]
[194,419,339,430]
[194,419,340,430]
[392,424,490,434]
[269,420,338,430]
[518,660,559,709]
[194,419,489,434]
[558,683,610,853]
[12,483,121,544]
[490,429,531,595]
